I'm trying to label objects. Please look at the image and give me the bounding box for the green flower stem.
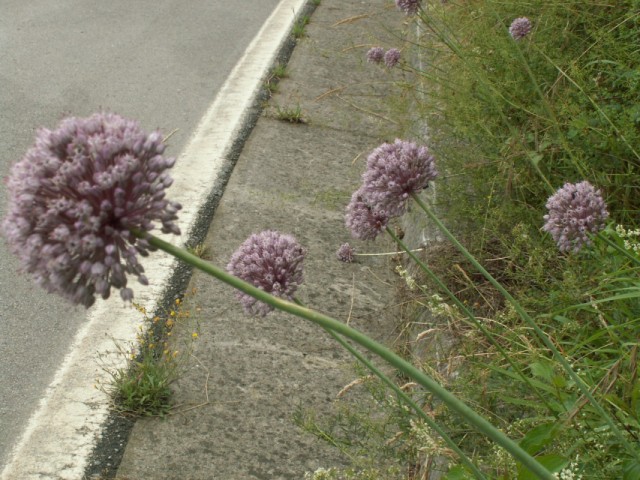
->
[292,298,487,480]
[416,10,554,192]
[135,229,554,479]
[596,231,640,267]
[385,227,556,415]
[411,192,639,460]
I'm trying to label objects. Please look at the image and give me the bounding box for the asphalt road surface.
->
[0,0,280,469]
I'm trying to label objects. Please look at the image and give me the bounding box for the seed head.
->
[384,48,401,68]
[509,17,532,40]
[336,243,356,263]
[366,47,385,64]
[2,112,182,307]
[226,230,306,316]
[543,181,609,252]
[361,139,437,216]
[395,0,420,15]
[345,188,390,241]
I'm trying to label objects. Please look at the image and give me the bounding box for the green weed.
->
[97,297,199,417]
[292,15,310,39]
[264,63,288,96]
[273,104,307,124]
[186,242,210,260]
[302,0,640,478]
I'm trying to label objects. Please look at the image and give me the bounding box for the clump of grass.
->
[292,15,310,39]
[273,104,307,124]
[264,63,289,96]
[97,296,199,417]
[186,242,210,260]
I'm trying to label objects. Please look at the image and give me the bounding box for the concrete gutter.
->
[111,1,406,479]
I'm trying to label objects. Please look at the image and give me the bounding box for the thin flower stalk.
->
[500,12,591,180]
[414,11,555,191]
[291,298,487,480]
[134,228,555,480]
[410,192,639,460]
[596,231,640,267]
[385,226,556,415]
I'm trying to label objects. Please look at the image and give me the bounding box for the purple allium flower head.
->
[361,139,437,217]
[384,48,401,68]
[366,47,385,64]
[543,181,609,253]
[226,230,306,316]
[336,243,356,263]
[509,17,532,40]
[395,0,420,15]
[345,188,390,241]
[1,112,182,307]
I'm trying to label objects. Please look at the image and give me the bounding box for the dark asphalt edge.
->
[82,2,318,478]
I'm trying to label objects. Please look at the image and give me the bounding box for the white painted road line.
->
[1,0,307,478]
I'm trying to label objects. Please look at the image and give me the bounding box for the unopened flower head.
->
[345,188,390,241]
[366,47,385,64]
[361,139,437,216]
[543,181,609,252]
[384,48,401,68]
[226,230,305,316]
[395,0,420,15]
[2,112,182,307]
[509,17,532,40]
[336,243,356,263]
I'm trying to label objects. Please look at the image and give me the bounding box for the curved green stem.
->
[411,192,638,460]
[596,231,640,267]
[134,229,554,480]
[292,298,487,480]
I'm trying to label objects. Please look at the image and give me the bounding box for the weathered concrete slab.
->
[116,1,403,479]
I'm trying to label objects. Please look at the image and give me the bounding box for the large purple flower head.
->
[366,47,385,64]
[384,48,401,68]
[509,17,532,40]
[2,112,182,307]
[361,139,437,216]
[395,0,420,15]
[226,230,306,316]
[345,187,390,241]
[543,181,609,253]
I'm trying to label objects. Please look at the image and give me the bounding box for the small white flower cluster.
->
[303,467,338,480]
[395,265,417,290]
[615,224,640,253]
[409,419,443,455]
[556,461,582,480]
[426,294,460,320]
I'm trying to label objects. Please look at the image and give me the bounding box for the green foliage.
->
[264,63,288,96]
[306,0,640,478]
[273,104,307,123]
[98,298,199,417]
[292,15,311,39]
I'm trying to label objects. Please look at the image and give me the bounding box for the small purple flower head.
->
[395,0,420,15]
[384,48,401,68]
[345,188,390,241]
[366,47,385,64]
[1,112,182,307]
[361,139,437,216]
[226,230,306,316]
[509,17,532,40]
[543,181,609,253]
[336,243,356,263]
